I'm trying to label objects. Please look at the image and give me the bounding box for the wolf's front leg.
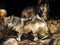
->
[16,33,22,41]
[33,33,39,41]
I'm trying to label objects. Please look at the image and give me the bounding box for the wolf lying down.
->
[4,15,49,42]
[2,17,60,45]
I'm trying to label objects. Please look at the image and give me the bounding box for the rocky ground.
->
[17,38,60,45]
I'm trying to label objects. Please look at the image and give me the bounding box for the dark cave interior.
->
[0,0,60,18]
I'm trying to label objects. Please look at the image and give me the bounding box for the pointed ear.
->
[38,0,41,4]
